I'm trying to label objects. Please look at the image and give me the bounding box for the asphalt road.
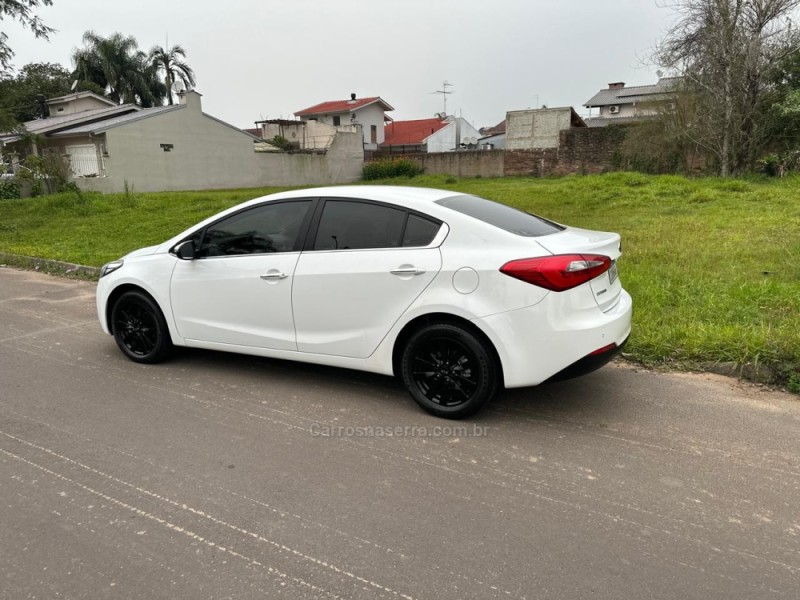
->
[0,267,798,600]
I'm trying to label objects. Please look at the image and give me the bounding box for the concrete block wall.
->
[368,150,504,178]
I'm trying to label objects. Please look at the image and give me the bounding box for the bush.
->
[362,158,423,180]
[0,179,20,199]
[269,135,292,151]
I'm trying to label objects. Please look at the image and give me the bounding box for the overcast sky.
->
[2,0,676,129]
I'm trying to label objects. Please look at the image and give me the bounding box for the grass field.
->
[1,172,798,387]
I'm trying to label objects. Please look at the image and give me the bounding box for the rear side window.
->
[436,194,564,237]
[402,214,440,247]
[314,200,406,250]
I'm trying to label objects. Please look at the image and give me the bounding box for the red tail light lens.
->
[500,254,612,292]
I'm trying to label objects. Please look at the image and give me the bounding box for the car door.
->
[292,199,443,358]
[170,199,314,350]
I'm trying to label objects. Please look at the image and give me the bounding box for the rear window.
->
[436,194,564,237]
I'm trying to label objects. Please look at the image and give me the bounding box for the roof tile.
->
[382,118,448,146]
[295,97,393,116]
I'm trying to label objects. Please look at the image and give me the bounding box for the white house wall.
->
[352,104,386,148]
[72,106,363,193]
[426,118,482,153]
[48,96,114,116]
[599,104,636,118]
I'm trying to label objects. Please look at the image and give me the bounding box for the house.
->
[382,118,448,153]
[253,118,354,151]
[1,90,364,192]
[583,77,680,126]
[478,119,506,150]
[46,91,118,116]
[382,116,482,154]
[295,94,394,150]
[505,107,586,150]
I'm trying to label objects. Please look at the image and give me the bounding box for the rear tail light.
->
[500,254,612,291]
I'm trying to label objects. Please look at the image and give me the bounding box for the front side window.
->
[313,200,406,250]
[198,200,312,257]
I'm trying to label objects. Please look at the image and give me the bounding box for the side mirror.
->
[174,240,196,260]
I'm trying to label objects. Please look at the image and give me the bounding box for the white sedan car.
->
[97,186,632,418]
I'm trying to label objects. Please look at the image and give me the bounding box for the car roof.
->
[256,185,459,211]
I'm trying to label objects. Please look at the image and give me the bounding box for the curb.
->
[0,252,99,280]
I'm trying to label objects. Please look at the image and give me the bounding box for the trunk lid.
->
[536,227,623,312]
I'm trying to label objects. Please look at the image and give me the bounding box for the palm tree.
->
[72,31,165,107]
[148,44,196,105]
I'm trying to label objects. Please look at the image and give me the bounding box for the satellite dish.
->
[656,69,664,78]
[171,81,185,93]
[70,80,78,91]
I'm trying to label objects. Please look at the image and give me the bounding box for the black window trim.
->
[172,197,319,259]
[302,197,444,252]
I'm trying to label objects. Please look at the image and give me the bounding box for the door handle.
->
[390,267,426,276]
[260,272,288,280]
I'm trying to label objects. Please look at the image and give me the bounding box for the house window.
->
[332,116,341,126]
[370,125,377,144]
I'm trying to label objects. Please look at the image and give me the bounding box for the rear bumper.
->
[544,335,628,382]
[472,287,632,388]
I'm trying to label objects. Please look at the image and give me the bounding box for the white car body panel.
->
[170,253,301,350]
[292,247,442,358]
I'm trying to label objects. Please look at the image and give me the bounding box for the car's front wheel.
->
[111,290,172,364]
[401,323,498,419]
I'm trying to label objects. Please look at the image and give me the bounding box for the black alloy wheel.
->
[111,291,173,364]
[401,323,497,419]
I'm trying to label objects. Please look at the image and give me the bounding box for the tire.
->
[110,290,173,364]
[401,323,498,419]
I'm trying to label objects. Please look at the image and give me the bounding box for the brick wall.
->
[364,125,631,179]
[556,126,627,175]
[502,126,628,177]
[503,149,559,176]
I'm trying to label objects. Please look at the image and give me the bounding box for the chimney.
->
[178,89,203,111]
[608,82,625,90]
[350,93,356,100]
[36,94,47,119]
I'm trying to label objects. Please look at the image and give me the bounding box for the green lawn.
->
[1,173,798,387]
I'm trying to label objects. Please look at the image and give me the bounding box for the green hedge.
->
[362,158,423,180]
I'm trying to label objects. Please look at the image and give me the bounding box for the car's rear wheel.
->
[401,323,497,419]
[111,290,172,364]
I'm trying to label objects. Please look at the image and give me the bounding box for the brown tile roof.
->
[382,118,448,146]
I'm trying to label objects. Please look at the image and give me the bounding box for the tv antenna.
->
[431,80,454,116]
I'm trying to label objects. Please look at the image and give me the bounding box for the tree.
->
[658,0,800,175]
[148,44,195,105]
[0,0,54,73]
[0,61,71,124]
[72,31,165,107]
